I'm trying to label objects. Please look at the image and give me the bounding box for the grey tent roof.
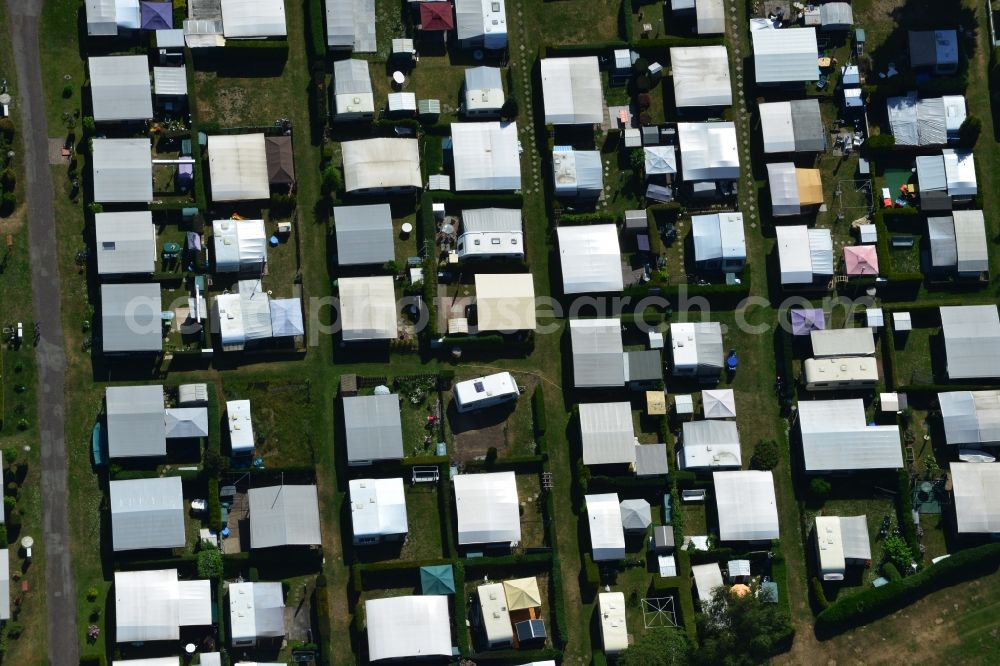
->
[619,499,652,531]
[939,390,1000,445]
[334,204,394,266]
[92,138,153,203]
[465,66,503,92]
[941,305,1000,380]
[110,476,185,551]
[334,58,373,95]
[570,319,625,388]
[790,100,825,151]
[953,210,988,273]
[343,394,404,463]
[691,212,746,263]
[461,208,522,233]
[653,525,675,550]
[909,30,958,70]
[839,515,871,560]
[752,28,819,84]
[89,55,153,122]
[928,216,958,268]
[819,2,853,29]
[248,484,322,548]
[164,407,209,439]
[624,350,663,383]
[579,402,637,466]
[326,0,375,51]
[106,384,166,458]
[101,283,163,353]
[635,443,669,476]
[153,66,188,96]
[693,322,724,369]
[95,211,156,275]
[916,154,947,191]
[270,298,304,337]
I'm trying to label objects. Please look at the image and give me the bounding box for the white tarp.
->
[239,280,273,341]
[476,273,536,331]
[767,162,800,215]
[339,276,398,341]
[87,0,118,35]
[677,122,740,181]
[270,298,304,337]
[760,101,795,152]
[941,305,1000,380]
[89,55,153,122]
[115,569,212,643]
[208,134,270,201]
[365,596,452,661]
[713,471,780,541]
[92,138,153,203]
[691,212,745,264]
[671,46,732,107]
[454,471,521,545]
[798,399,903,471]
[349,478,408,540]
[540,57,603,125]
[220,0,287,37]
[951,463,1000,534]
[752,27,819,83]
[585,493,626,561]
[557,225,624,294]
[341,138,421,192]
[809,228,834,276]
[939,391,1000,446]
[229,582,285,643]
[579,402,636,466]
[153,67,188,96]
[452,122,521,191]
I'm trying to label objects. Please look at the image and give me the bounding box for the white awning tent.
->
[886,93,966,146]
[236,282,271,344]
[752,27,819,83]
[691,212,746,266]
[941,305,1000,380]
[816,515,871,580]
[452,122,521,191]
[213,219,267,273]
[776,225,832,285]
[670,46,732,107]
[585,493,626,561]
[92,138,153,203]
[326,0,376,52]
[619,498,652,531]
[95,211,156,275]
[106,384,166,458]
[248,484,322,548]
[570,318,625,388]
[475,273,536,332]
[597,592,629,655]
[579,402,637,466]
[798,399,903,472]
[939,391,1000,446]
[696,0,725,34]
[702,389,736,418]
[677,122,740,181]
[220,0,287,37]
[349,478,408,541]
[691,562,724,600]
[343,394,404,464]
[713,470,780,541]
[229,582,285,644]
[680,420,741,469]
[557,225,624,294]
[110,476,186,551]
[89,55,153,122]
[644,145,678,176]
[810,328,876,358]
[920,150,977,198]
[208,134,270,201]
[338,276,398,341]
[334,203,394,266]
[540,57,604,125]
[454,471,521,545]
[464,66,505,114]
[115,569,212,643]
[759,99,826,152]
[341,138,421,192]
[365,596,452,661]
[552,147,603,197]
[952,464,1000,534]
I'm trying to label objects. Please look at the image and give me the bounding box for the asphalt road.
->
[6,1,79,662]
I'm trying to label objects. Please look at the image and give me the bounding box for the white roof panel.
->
[798,399,903,471]
[680,420,741,469]
[454,472,521,545]
[339,276,398,341]
[752,28,819,83]
[365,596,452,661]
[671,46,732,107]
[208,134,270,201]
[585,493,626,561]
[953,209,988,273]
[92,138,153,203]
[677,122,740,181]
[541,57,603,125]
[248,485,322,548]
[570,319,625,388]
[110,477,185,551]
[691,562,724,600]
[349,478,408,540]
[95,211,156,275]
[341,138,421,192]
[940,391,1000,446]
[810,328,876,358]
[220,0,287,37]
[115,569,212,643]
[579,402,636,466]
[106,384,166,458]
[941,305,1000,379]
[452,122,521,191]
[89,55,153,122]
[713,470,779,541]
[952,464,1000,533]
[476,273,536,331]
[557,224,623,294]
[153,67,188,96]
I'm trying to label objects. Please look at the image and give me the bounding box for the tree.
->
[809,477,831,500]
[321,165,343,197]
[751,440,780,470]
[196,546,224,579]
[958,115,982,147]
[694,586,794,666]
[630,149,646,179]
[500,97,519,120]
[883,534,912,574]
[619,628,690,666]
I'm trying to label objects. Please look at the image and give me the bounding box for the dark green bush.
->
[207,478,221,533]
[811,576,830,611]
[810,477,832,500]
[752,439,780,470]
[866,134,896,151]
[882,561,901,582]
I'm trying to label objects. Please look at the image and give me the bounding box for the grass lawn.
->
[526,0,624,46]
[891,325,939,385]
[220,375,320,467]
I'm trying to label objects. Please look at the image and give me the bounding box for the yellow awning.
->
[503,576,542,611]
[795,168,824,206]
[646,390,667,415]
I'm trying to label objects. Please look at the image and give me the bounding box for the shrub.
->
[752,439,780,470]
[637,93,652,110]
[883,534,912,574]
[485,447,498,464]
[62,84,73,98]
[207,478,221,533]
[882,561,901,582]
[0,117,13,138]
[811,577,830,610]
[958,115,982,147]
[632,57,649,75]
[197,547,223,579]
[500,97,519,120]
[86,586,99,602]
[0,168,15,190]
[866,133,895,151]
[582,553,600,592]
[6,623,22,639]
[321,165,343,197]
[810,477,832,500]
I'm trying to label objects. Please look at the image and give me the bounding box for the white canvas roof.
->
[326,0,376,51]
[620,498,652,531]
[540,57,603,125]
[164,407,209,439]
[349,477,408,540]
[454,471,521,545]
[671,46,732,107]
[570,319,625,388]
[475,273,536,331]
[341,138,421,191]
[213,219,267,272]
[333,59,374,115]
[953,210,988,273]
[767,162,801,215]
[106,384,166,458]
[465,66,505,112]
[153,67,188,96]
[677,122,740,181]
[691,212,746,264]
[208,134,270,201]
[270,298,304,337]
[248,485,322,548]
[115,569,211,643]
[579,402,636,466]
[941,305,1000,379]
[691,562,724,600]
[552,148,603,196]
[808,228,834,276]
[237,282,271,343]
[452,122,521,191]
[951,463,1000,533]
[95,211,156,275]
[92,138,153,203]
[680,420,741,469]
[713,471,780,541]
[339,276,398,341]
[810,328,875,358]
[598,592,628,655]
[943,149,977,196]
[229,582,285,644]
[89,56,153,122]
[220,0,287,37]
[702,389,736,418]
[557,224,623,294]
[0,550,7,620]
[776,225,830,284]
[365,596,452,661]
[644,145,678,176]
[215,293,247,350]
[887,94,966,146]
[87,0,118,35]
[585,493,626,561]
[455,0,507,48]
[939,391,1000,445]
[798,399,903,471]
[110,476,186,551]
[696,0,725,34]
[752,27,819,83]
[760,101,796,152]
[101,283,162,353]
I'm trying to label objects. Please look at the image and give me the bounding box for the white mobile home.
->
[803,357,879,391]
[213,219,267,273]
[815,515,871,581]
[226,399,255,454]
[332,59,375,120]
[455,0,508,49]
[229,582,285,647]
[670,322,724,378]
[457,208,524,260]
[451,122,522,191]
[597,592,628,656]
[453,372,520,413]
[476,583,513,648]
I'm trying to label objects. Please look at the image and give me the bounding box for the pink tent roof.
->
[844,245,879,276]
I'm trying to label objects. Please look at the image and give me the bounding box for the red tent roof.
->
[420,2,455,31]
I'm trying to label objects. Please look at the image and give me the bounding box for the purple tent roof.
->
[141,2,173,30]
[791,308,825,336]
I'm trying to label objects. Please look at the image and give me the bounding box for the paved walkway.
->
[5,1,78,663]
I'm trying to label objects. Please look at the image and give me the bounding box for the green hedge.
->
[558,212,617,225]
[208,478,221,533]
[675,547,698,640]
[472,649,563,663]
[463,455,546,472]
[427,191,524,208]
[453,561,469,656]
[532,385,547,436]
[207,383,221,454]
[816,543,1000,634]
[442,333,535,355]
[305,0,326,61]
[582,552,600,596]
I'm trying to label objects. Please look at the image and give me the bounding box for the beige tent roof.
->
[475,273,536,332]
[503,576,542,611]
[795,168,824,206]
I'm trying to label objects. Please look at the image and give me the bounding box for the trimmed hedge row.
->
[816,543,1000,634]
[532,385,547,436]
